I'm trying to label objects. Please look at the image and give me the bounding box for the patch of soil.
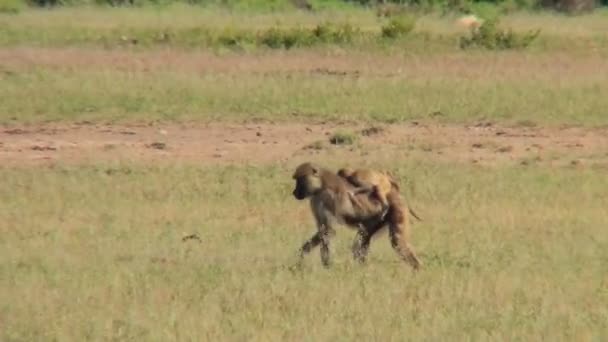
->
[1,122,607,168]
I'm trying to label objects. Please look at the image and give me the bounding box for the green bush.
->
[258,27,313,48]
[256,22,360,49]
[381,15,416,39]
[329,130,358,145]
[459,18,540,50]
[216,27,254,47]
[313,22,359,44]
[0,0,24,13]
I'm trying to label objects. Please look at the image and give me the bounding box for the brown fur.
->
[292,162,422,270]
[337,167,396,210]
[337,167,422,222]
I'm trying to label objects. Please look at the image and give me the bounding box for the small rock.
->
[146,142,166,150]
[31,145,57,151]
[361,126,384,136]
[496,146,514,153]
[182,234,202,243]
[4,128,28,135]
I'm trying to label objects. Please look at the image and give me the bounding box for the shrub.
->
[329,130,358,145]
[540,0,597,13]
[216,28,254,47]
[256,23,359,49]
[313,22,359,44]
[381,15,416,39]
[459,18,540,50]
[258,27,313,49]
[0,0,24,13]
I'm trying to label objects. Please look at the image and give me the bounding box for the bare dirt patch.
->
[1,121,607,168]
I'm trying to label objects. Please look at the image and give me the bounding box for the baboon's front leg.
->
[299,232,323,259]
[298,225,335,267]
[319,224,335,267]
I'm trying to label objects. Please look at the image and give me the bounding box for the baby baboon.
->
[337,167,422,222]
[292,162,422,270]
[337,167,396,212]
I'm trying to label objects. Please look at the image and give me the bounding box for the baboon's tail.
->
[386,171,401,191]
[386,170,421,222]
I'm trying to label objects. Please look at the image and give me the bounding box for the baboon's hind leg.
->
[386,192,422,270]
[388,223,422,270]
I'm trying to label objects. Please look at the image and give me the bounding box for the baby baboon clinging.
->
[337,167,397,213]
[292,162,422,270]
[337,167,422,222]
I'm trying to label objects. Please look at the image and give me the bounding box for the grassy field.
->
[2,49,608,125]
[1,8,608,126]
[0,54,608,126]
[1,5,608,341]
[1,6,608,49]
[1,162,607,340]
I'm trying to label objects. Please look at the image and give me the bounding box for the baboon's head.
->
[337,167,354,179]
[292,162,323,200]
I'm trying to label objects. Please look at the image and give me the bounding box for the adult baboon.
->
[292,162,422,270]
[337,167,422,222]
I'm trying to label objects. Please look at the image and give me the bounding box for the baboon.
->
[337,167,422,222]
[292,162,422,270]
[337,167,396,211]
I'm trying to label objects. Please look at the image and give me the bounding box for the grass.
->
[1,7,608,50]
[2,6,608,340]
[1,161,607,340]
[329,130,358,145]
[1,61,607,126]
[0,8,607,126]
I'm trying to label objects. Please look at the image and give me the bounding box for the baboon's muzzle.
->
[292,184,307,200]
[293,189,306,200]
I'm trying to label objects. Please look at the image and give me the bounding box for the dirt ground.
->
[1,121,607,168]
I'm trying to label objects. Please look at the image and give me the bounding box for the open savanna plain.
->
[1,6,608,341]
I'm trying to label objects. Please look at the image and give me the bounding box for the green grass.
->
[1,8,607,127]
[1,7,608,51]
[2,66,607,126]
[1,161,607,340]
[2,5,608,340]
